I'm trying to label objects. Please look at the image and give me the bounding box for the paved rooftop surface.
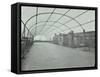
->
[21,42,95,71]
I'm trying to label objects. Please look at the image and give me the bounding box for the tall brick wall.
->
[53,31,95,48]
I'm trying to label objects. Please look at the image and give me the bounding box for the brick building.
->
[53,31,95,48]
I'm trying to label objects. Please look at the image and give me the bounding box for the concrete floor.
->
[21,42,95,71]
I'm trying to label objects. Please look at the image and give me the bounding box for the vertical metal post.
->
[83,29,85,46]
[23,24,26,38]
[34,7,38,36]
[71,31,74,47]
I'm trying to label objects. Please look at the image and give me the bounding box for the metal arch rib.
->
[24,12,82,29]
[29,21,71,33]
[46,19,95,36]
[29,21,69,32]
[21,19,34,37]
[38,9,71,35]
[45,10,88,33]
[29,21,71,30]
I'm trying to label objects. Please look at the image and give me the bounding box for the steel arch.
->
[29,21,72,31]
[24,12,83,30]
[30,21,72,36]
[45,19,95,36]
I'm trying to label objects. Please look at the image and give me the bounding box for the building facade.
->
[53,31,95,48]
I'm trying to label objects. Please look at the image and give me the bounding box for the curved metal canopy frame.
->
[29,21,72,35]
[41,10,88,34]
[46,19,95,36]
[21,6,96,42]
[21,19,34,38]
[29,21,72,32]
[24,12,83,31]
